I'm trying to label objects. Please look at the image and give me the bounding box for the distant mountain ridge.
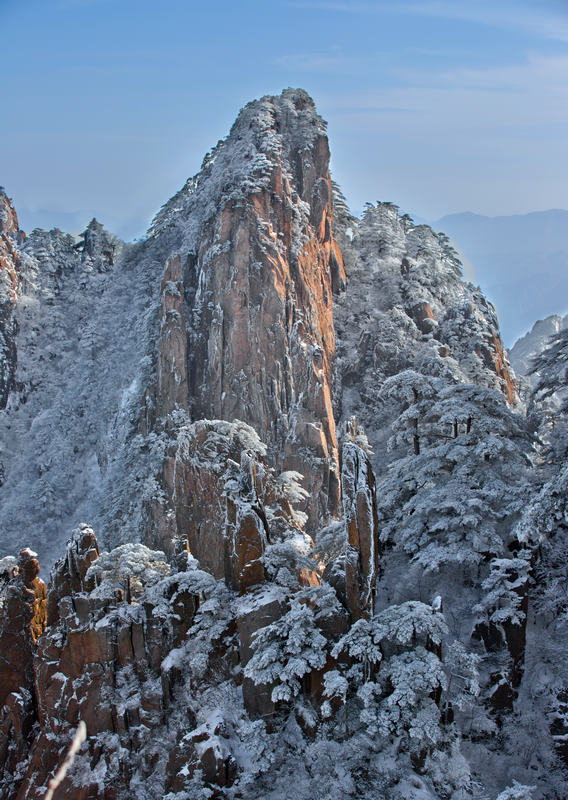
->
[509,313,568,377]
[430,209,568,346]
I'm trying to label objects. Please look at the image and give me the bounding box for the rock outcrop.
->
[148,89,346,535]
[0,513,337,798]
[148,419,312,589]
[0,549,46,799]
[0,190,24,410]
[341,425,380,621]
[156,254,189,420]
[4,529,197,800]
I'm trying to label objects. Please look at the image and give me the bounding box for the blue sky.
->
[1,0,567,239]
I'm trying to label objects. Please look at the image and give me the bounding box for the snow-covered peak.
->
[148,88,328,245]
[509,313,568,377]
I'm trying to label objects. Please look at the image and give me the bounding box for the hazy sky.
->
[1,0,567,240]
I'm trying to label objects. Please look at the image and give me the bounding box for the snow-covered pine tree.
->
[379,375,531,577]
[243,593,328,703]
[375,372,533,725]
[322,599,476,790]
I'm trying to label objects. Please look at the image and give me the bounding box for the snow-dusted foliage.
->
[495,782,535,800]
[379,375,531,574]
[87,543,170,601]
[330,603,449,746]
[0,219,170,566]
[148,88,326,251]
[474,552,531,627]
[2,89,566,799]
[530,327,568,411]
[244,595,327,702]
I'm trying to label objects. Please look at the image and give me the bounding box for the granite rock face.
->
[147,419,303,583]
[141,92,348,568]
[156,254,189,420]
[146,90,346,536]
[0,89,552,799]
[0,191,24,411]
[3,529,196,800]
[0,549,46,799]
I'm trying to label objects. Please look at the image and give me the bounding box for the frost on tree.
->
[325,600,478,776]
[244,593,327,703]
[377,372,532,714]
[379,374,531,574]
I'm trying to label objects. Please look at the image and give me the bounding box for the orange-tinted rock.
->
[0,549,46,799]
[226,501,266,593]
[410,301,436,334]
[181,91,345,532]
[148,419,306,593]
[148,420,267,572]
[297,567,322,587]
[0,549,46,707]
[0,190,24,409]
[13,528,201,800]
[475,334,517,405]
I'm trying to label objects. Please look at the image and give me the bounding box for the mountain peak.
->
[0,189,22,240]
[149,88,329,243]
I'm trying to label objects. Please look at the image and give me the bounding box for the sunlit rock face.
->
[0,91,347,567]
[0,190,24,410]
[149,89,346,532]
[2,89,556,800]
[0,548,46,799]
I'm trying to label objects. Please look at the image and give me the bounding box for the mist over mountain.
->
[430,210,568,347]
[14,207,149,244]
[1,89,567,800]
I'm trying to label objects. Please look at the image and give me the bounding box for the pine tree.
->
[244,595,328,703]
[379,376,532,574]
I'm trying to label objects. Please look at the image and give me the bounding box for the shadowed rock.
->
[341,425,380,621]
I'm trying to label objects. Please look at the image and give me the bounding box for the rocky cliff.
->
[0,90,559,799]
[0,90,346,567]
[148,89,346,537]
[0,422,378,800]
[0,191,24,411]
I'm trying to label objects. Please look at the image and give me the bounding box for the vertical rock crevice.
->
[340,423,381,621]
